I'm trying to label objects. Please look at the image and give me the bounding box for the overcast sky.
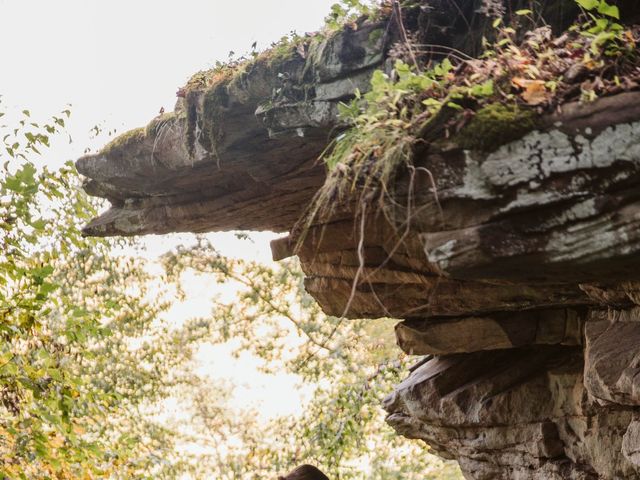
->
[0,0,337,159]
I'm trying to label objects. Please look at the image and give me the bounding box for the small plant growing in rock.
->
[295,0,640,245]
[574,0,627,56]
[325,0,379,30]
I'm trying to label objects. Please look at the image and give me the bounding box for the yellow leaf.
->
[512,77,548,105]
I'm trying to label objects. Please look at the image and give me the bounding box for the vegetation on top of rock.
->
[295,0,639,241]
[324,0,387,30]
[171,1,394,158]
[179,1,383,96]
[101,126,146,155]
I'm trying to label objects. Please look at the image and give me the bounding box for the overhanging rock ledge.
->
[77,1,640,478]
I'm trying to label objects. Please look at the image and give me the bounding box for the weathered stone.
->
[294,215,594,319]
[584,308,640,406]
[304,272,591,319]
[623,420,640,469]
[396,309,583,355]
[384,348,638,479]
[76,19,391,237]
[418,103,640,284]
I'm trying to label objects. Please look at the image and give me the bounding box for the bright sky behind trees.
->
[0,0,336,423]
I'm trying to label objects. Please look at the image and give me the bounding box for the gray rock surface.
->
[76,20,387,236]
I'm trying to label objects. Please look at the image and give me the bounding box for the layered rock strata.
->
[77,1,640,478]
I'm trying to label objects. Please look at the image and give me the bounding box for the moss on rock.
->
[453,103,539,152]
[200,77,232,155]
[101,127,146,155]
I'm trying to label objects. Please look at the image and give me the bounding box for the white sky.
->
[0,0,340,438]
[0,0,338,159]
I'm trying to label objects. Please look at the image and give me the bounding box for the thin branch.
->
[392,0,419,70]
[224,270,333,353]
[413,43,475,61]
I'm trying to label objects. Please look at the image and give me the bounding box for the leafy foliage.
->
[573,0,628,57]
[0,103,206,478]
[325,0,379,30]
[0,104,113,478]
[0,96,462,478]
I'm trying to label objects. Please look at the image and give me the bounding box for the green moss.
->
[101,127,145,155]
[185,70,211,90]
[452,103,539,152]
[255,42,295,68]
[367,27,383,46]
[180,67,237,157]
[176,29,323,158]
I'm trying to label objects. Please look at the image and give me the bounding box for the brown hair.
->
[278,464,329,480]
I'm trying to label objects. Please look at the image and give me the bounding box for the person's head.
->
[278,464,329,480]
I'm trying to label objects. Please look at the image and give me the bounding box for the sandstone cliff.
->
[77,1,640,478]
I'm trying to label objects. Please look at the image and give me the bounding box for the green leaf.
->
[30,219,47,232]
[39,282,58,295]
[587,17,609,33]
[469,79,494,97]
[597,2,620,18]
[422,98,441,107]
[576,0,599,10]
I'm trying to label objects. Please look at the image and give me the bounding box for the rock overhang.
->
[76,1,640,478]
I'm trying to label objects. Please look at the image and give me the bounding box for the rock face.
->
[76,20,388,236]
[77,1,640,479]
[299,92,640,479]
